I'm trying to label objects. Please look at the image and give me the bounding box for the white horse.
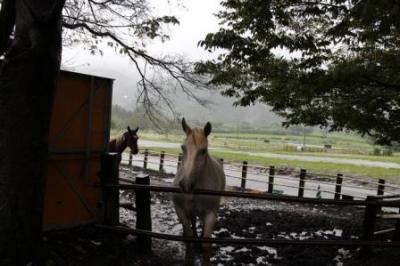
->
[173,118,225,263]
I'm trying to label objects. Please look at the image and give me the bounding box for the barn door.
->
[44,71,113,229]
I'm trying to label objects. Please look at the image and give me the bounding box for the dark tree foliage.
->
[196,0,400,145]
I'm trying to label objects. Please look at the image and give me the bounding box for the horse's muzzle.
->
[179,179,195,193]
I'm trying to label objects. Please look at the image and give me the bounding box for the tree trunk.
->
[0,0,15,55]
[0,0,65,264]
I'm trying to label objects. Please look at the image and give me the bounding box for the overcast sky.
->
[148,0,222,60]
[63,0,222,69]
[62,0,225,108]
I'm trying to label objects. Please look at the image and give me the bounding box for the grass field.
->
[127,130,383,153]
[143,146,400,183]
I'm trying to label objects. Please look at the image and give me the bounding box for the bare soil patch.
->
[42,170,398,265]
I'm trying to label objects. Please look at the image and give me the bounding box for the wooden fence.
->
[123,149,398,200]
[98,153,400,255]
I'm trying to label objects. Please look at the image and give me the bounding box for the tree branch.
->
[62,21,208,92]
[62,16,210,128]
[89,0,114,5]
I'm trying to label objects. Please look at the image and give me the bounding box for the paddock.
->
[84,151,400,264]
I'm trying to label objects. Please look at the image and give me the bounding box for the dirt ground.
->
[42,170,400,266]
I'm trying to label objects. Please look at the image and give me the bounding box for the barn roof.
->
[61,67,115,81]
[0,59,115,81]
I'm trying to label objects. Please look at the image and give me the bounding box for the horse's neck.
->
[200,154,225,188]
[110,134,127,154]
[198,154,213,177]
[204,154,211,168]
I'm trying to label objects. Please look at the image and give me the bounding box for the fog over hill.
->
[62,53,283,125]
[114,72,283,124]
[167,89,283,124]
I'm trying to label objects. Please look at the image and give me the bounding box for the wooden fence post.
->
[135,174,152,253]
[159,151,165,172]
[361,196,379,255]
[128,150,133,167]
[393,208,400,241]
[100,153,120,226]
[143,149,148,169]
[268,166,275,194]
[298,169,306,198]
[241,161,248,192]
[177,153,183,170]
[335,174,343,200]
[377,179,385,196]
[377,179,385,212]
[100,153,120,255]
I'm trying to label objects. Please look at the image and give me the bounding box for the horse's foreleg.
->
[191,215,198,238]
[175,206,196,265]
[175,207,193,237]
[202,211,217,239]
[201,212,217,265]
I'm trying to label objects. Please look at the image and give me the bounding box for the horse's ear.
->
[127,126,132,133]
[182,118,191,135]
[204,122,212,137]
[134,127,139,133]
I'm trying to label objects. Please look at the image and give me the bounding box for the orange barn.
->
[44,70,113,229]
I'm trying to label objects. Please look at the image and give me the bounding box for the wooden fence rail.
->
[100,182,400,253]
[101,153,400,255]
[125,150,395,199]
[99,184,400,207]
[97,224,400,247]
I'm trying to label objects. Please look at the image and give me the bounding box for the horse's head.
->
[178,118,212,193]
[125,126,139,154]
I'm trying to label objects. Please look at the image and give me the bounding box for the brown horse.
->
[108,126,139,163]
[173,118,225,264]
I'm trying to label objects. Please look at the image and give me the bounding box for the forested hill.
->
[109,67,283,125]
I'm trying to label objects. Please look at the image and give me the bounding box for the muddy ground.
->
[42,170,399,266]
